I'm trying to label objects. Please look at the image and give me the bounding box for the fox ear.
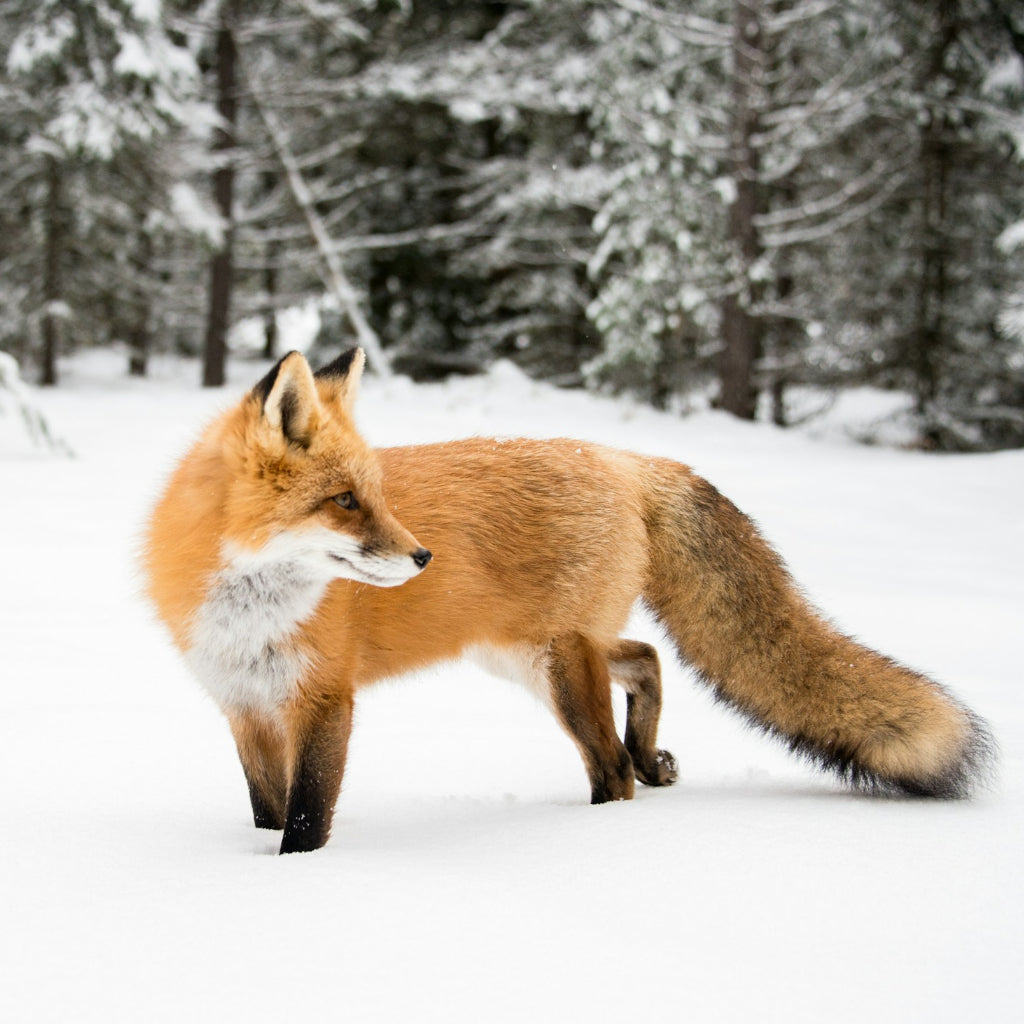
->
[314,347,365,413]
[253,351,321,448]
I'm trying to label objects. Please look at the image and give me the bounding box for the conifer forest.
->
[2,0,1023,451]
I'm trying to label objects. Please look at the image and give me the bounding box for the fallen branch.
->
[0,351,73,457]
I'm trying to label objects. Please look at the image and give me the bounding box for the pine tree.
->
[201,0,604,382]
[322,0,607,381]
[587,0,909,417]
[200,0,239,387]
[1,0,201,383]
[854,0,1024,448]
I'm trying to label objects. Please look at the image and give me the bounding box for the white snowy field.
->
[2,349,1022,1023]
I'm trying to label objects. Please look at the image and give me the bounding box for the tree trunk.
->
[910,2,958,429]
[202,2,239,388]
[912,119,949,417]
[128,324,149,377]
[40,155,63,387]
[262,241,279,361]
[718,0,764,420]
[128,214,154,377]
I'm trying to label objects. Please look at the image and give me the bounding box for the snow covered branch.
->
[0,352,72,456]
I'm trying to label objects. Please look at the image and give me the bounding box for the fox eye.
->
[332,491,359,510]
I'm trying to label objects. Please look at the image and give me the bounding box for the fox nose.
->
[412,547,432,569]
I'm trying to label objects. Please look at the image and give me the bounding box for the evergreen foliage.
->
[0,0,1021,448]
[0,0,204,383]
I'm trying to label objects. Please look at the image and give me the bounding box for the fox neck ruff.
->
[185,539,331,710]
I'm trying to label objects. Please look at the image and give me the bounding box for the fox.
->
[143,347,993,854]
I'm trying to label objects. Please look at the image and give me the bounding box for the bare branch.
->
[244,70,391,375]
[754,155,900,229]
[760,166,908,248]
[607,0,730,48]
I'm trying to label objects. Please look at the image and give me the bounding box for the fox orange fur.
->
[143,348,993,853]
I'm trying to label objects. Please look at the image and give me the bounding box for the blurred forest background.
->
[2,0,1024,450]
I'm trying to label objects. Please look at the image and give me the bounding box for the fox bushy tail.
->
[642,467,994,797]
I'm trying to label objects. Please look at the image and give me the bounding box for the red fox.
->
[143,348,993,853]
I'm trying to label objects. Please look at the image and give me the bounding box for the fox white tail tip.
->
[911,708,997,799]
[795,703,997,800]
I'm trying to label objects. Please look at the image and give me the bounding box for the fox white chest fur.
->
[185,520,426,709]
[186,539,330,709]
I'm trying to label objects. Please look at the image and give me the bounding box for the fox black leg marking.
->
[609,639,678,787]
[279,695,354,854]
[548,634,635,803]
[228,711,289,830]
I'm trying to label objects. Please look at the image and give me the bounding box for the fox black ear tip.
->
[314,347,364,381]
[252,351,309,403]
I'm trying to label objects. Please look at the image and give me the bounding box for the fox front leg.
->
[227,709,289,830]
[279,694,354,854]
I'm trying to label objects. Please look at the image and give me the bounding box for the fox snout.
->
[412,547,432,570]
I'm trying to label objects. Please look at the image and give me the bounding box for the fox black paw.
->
[636,749,678,787]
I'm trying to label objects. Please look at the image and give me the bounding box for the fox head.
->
[218,348,431,588]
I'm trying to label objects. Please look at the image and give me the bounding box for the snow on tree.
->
[824,0,1024,449]
[586,0,909,416]
[0,0,204,383]
[291,0,610,381]
[581,0,1024,446]
[169,0,398,381]
[1,0,1020,450]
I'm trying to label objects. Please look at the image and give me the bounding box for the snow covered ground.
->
[2,349,1022,1023]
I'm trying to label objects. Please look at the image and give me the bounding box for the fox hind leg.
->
[548,634,635,803]
[608,639,678,787]
[227,709,290,830]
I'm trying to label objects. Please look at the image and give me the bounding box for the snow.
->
[983,54,1024,97]
[229,301,322,355]
[169,182,225,246]
[128,0,163,25]
[114,33,159,79]
[2,348,1022,1022]
[449,97,487,123]
[6,13,75,75]
[996,219,1024,254]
